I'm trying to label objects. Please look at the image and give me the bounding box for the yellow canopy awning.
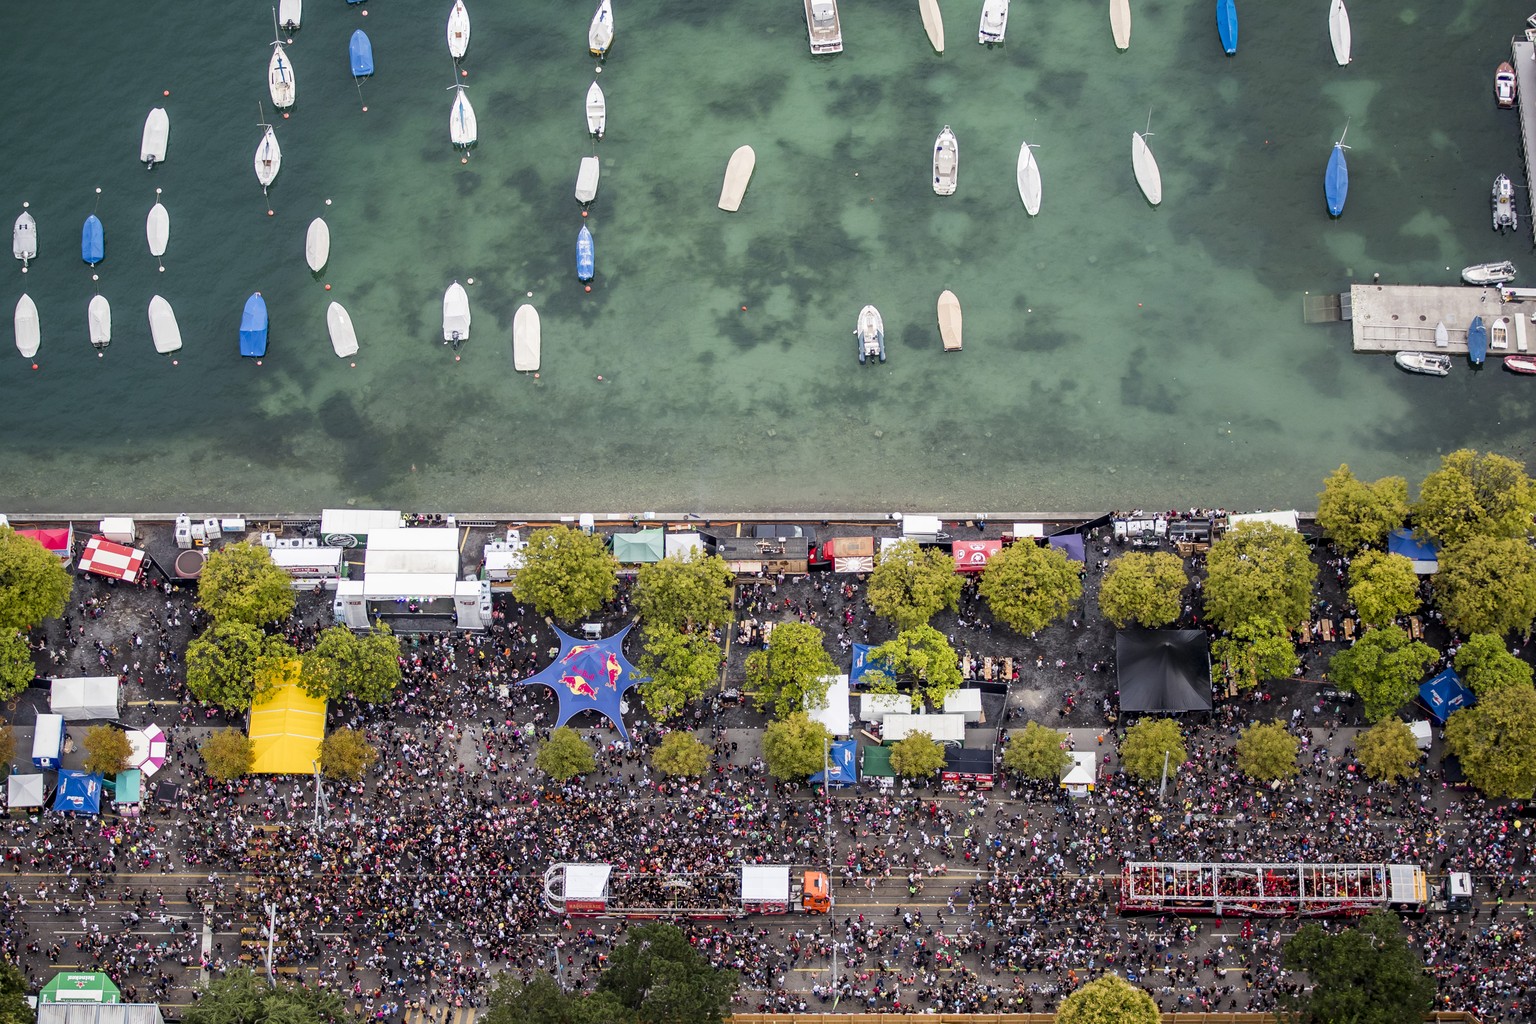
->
[248,663,327,774]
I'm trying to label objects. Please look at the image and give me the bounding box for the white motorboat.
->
[575,156,600,203]
[1462,261,1516,286]
[306,218,330,272]
[589,0,613,57]
[269,42,297,110]
[449,85,478,147]
[254,122,282,193]
[1016,141,1041,215]
[937,290,962,351]
[447,0,471,60]
[88,295,111,354]
[1329,0,1350,65]
[443,281,471,344]
[279,0,301,31]
[147,295,182,354]
[513,303,541,371]
[586,81,606,139]
[140,107,169,168]
[146,200,169,260]
[933,126,958,195]
[978,0,1008,44]
[13,207,36,270]
[1435,321,1449,347]
[856,305,885,364]
[1110,0,1130,50]
[1395,351,1450,377]
[1494,174,1518,232]
[1493,316,1511,350]
[1133,130,1161,205]
[919,0,944,53]
[718,145,756,212]
[14,295,39,359]
[804,0,843,55]
[328,301,359,358]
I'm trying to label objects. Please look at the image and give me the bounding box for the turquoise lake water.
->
[1,0,1532,514]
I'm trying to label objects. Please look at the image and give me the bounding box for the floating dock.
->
[1517,34,1536,244]
[1348,283,1526,354]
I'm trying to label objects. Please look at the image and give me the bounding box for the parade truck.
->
[812,535,876,572]
[543,863,831,920]
[1117,860,1469,918]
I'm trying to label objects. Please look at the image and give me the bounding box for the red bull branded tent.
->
[517,624,644,738]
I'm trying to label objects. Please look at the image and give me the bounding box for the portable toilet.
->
[31,714,65,769]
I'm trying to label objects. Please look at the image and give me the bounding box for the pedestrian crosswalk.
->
[399,1005,478,1024]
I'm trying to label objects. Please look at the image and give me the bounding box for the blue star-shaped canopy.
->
[517,623,645,738]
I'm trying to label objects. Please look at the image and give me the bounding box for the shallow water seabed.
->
[0,0,1529,513]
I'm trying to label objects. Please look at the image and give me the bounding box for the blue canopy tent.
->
[850,644,890,687]
[1049,535,1086,563]
[516,624,645,738]
[1419,667,1473,723]
[810,739,857,786]
[52,771,103,815]
[1388,529,1440,575]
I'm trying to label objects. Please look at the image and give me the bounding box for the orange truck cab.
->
[801,870,831,914]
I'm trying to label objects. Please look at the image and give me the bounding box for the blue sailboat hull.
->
[1468,316,1488,366]
[1217,0,1237,55]
[577,226,595,281]
[81,215,104,266]
[1325,146,1348,217]
[350,30,374,76]
[240,293,269,357]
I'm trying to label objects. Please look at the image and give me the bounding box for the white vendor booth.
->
[943,688,983,723]
[859,693,910,723]
[333,527,490,631]
[882,712,966,745]
[1061,752,1097,796]
[49,677,120,721]
[805,674,851,737]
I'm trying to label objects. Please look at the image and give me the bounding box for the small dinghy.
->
[140,107,169,168]
[1468,315,1488,366]
[575,156,600,204]
[14,295,39,359]
[856,304,885,364]
[443,281,471,345]
[1435,321,1449,347]
[1493,174,1519,233]
[1216,0,1237,55]
[1395,351,1450,377]
[1017,141,1041,215]
[1110,0,1130,50]
[513,303,541,371]
[81,214,104,266]
[146,199,169,263]
[269,32,297,110]
[919,0,944,53]
[279,0,302,31]
[937,290,962,351]
[88,295,112,354]
[240,293,269,357]
[1462,261,1516,286]
[147,295,182,354]
[306,217,330,272]
[1504,354,1536,374]
[979,0,1007,44]
[327,301,359,358]
[13,206,36,271]
[586,81,606,139]
[576,225,595,282]
[350,30,374,77]
[1492,316,1511,351]
[933,126,958,196]
[589,0,614,57]
[254,121,282,194]
[449,85,478,147]
[718,145,756,212]
[1329,0,1351,66]
[1132,128,1161,206]
[447,0,471,60]
[1324,123,1349,217]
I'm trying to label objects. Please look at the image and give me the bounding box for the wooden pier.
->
[1348,283,1532,354]
[1517,34,1536,244]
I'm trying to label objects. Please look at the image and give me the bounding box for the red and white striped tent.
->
[78,535,146,583]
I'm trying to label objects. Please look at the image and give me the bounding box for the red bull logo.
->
[603,652,622,689]
[561,673,598,699]
[563,644,597,662]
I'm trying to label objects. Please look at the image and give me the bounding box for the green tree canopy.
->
[1003,722,1073,781]
[865,625,962,710]
[1120,718,1187,783]
[483,972,632,1024]
[1433,536,1536,638]
[1055,973,1159,1024]
[186,622,296,712]
[978,541,1082,636]
[319,727,379,782]
[511,526,620,623]
[1280,911,1435,1024]
[633,553,734,635]
[81,723,133,775]
[636,626,721,721]
[1355,718,1421,784]
[889,731,946,779]
[1211,617,1298,691]
[537,726,596,783]
[1234,721,1300,781]
[299,624,402,703]
[761,712,830,781]
[0,725,13,773]
[1446,684,1536,799]
[1203,521,1316,633]
[0,958,32,1024]
[0,632,35,702]
[196,542,296,625]
[1328,626,1438,723]
[0,528,71,632]
[1454,632,1534,697]
[651,731,711,777]
[866,540,963,631]
[185,968,352,1024]
[1097,551,1188,628]
[1414,448,1536,548]
[1315,464,1410,554]
[744,621,836,719]
[596,922,738,1024]
[1347,550,1421,628]
[198,728,255,782]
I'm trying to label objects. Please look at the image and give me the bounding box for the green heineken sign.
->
[39,972,121,1004]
